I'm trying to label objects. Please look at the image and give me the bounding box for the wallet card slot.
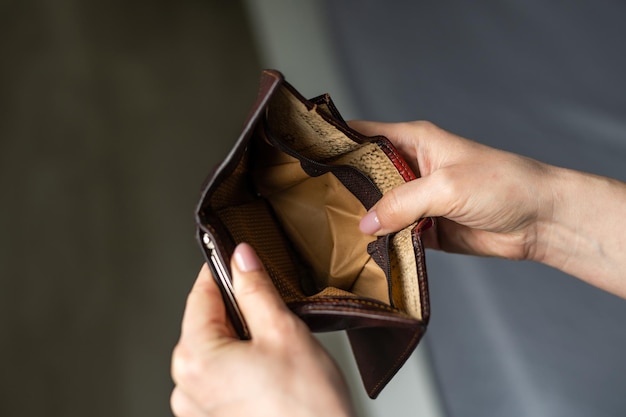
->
[262,122,383,210]
[196,70,429,399]
[259,84,425,320]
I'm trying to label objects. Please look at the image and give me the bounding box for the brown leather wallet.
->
[195,69,431,398]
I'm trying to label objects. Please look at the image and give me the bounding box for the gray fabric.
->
[321,1,626,416]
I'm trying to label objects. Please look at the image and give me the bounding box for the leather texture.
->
[195,69,431,398]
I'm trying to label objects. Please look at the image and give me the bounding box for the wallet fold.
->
[196,69,431,398]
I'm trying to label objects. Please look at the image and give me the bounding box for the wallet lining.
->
[261,86,423,320]
[207,84,423,320]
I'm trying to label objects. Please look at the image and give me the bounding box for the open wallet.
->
[195,69,431,399]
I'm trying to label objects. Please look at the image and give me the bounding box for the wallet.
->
[195,69,431,398]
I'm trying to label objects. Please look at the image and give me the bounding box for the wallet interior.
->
[208,85,424,321]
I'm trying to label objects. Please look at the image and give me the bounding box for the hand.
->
[352,120,554,262]
[170,243,356,417]
[352,120,626,298]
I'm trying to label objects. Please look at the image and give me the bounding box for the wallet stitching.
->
[292,298,402,314]
[300,306,409,318]
[369,326,424,397]
[412,227,431,321]
[368,237,394,307]
[377,139,417,181]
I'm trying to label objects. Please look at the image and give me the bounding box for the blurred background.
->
[1,1,260,416]
[2,1,626,416]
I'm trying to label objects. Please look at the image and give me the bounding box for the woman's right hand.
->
[352,120,554,262]
[351,120,626,299]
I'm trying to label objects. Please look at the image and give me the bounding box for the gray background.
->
[319,2,626,417]
[1,1,260,415]
[3,1,626,416]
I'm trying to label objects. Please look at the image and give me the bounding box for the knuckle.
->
[412,120,436,130]
[171,344,205,385]
[378,188,405,227]
[434,170,461,209]
[184,289,202,309]
[236,272,272,298]
[262,313,305,344]
[170,388,191,417]
[171,346,224,414]
[410,120,439,135]
[435,167,453,187]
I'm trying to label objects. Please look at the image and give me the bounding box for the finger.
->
[350,120,453,180]
[360,172,454,235]
[180,263,232,344]
[350,119,441,156]
[170,386,206,417]
[348,120,414,154]
[434,218,528,259]
[230,243,296,338]
[431,218,480,254]
[348,119,412,141]
[348,120,394,137]
[418,218,483,255]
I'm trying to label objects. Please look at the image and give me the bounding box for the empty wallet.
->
[195,69,431,398]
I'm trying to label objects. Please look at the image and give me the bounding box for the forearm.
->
[537,165,626,298]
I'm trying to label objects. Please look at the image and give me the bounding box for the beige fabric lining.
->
[255,85,422,319]
[391,228,420,315]
[208,83,423,319]
[266,87,361,161]
[253,131,386,303]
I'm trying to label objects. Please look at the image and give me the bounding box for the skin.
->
[170,243,357,417]
[171,121,626,416]
[352,120,626,299]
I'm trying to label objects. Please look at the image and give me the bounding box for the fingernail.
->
[233,243,263,272]
[359,210,381,235]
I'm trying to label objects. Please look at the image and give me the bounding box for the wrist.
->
[532,164,626,296]
[532,164,594,267]
[529,164,564,265]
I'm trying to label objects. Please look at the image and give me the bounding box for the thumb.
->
[359,174,451,235]
[230,243,293,337]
